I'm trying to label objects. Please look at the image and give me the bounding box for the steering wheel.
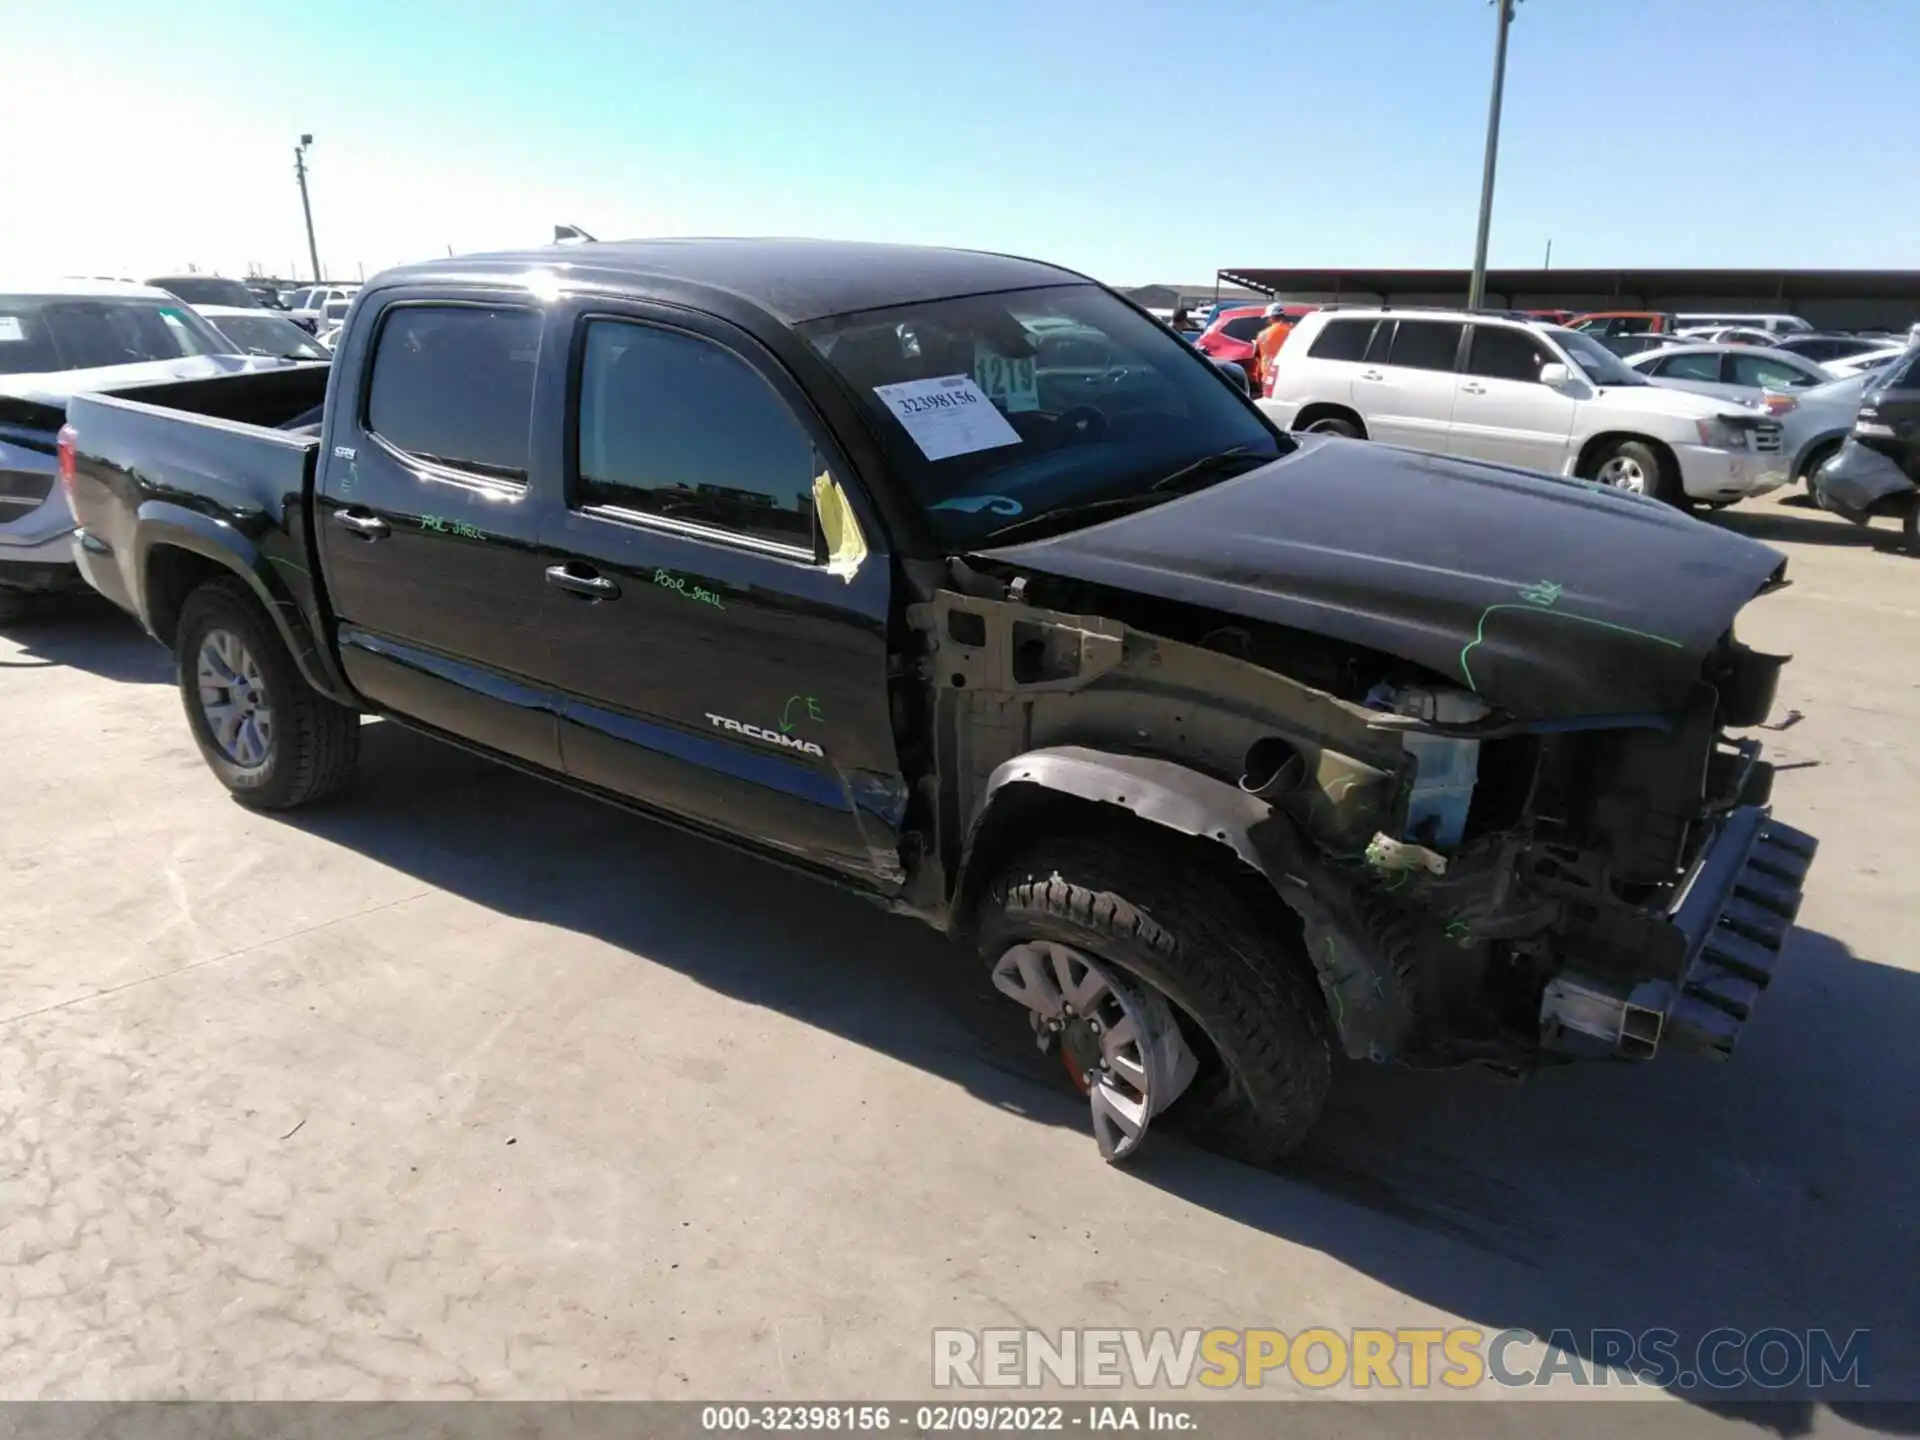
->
[1053,406,1107,443]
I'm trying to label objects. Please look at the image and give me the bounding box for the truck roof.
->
[377,237,1094,324]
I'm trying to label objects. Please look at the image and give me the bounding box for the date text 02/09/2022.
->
[699,1402,1199,1433]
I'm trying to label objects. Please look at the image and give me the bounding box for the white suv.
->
[284,284,359,334]
[1261,308,1788,506]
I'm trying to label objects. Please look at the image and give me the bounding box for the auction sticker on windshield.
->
[975,347,1039,413]
[0,318,23,342]
[873,374,1021,461]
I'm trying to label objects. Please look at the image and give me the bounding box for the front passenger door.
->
[528,307,908,885]
[1363,319,1464,452]
[1448,324,1577,473]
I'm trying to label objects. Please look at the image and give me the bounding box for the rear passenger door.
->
[1278,316,1373,418]
[1356,319,1464,451]
[314,290,561,768]
[1449,324,1578,473]
[525,302,907,885]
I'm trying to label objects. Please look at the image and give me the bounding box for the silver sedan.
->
[1626,342,1833,411]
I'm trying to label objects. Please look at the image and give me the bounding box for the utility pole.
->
[293,134,322,283]
[1466,0,1518,310]
[1543,237,1553,270]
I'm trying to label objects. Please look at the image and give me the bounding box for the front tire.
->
[1591,437,1677,505]
[977,832,1332,1166]
[175,577,359,809]
[1305,415,1361,439]
[1903,495,1920,556]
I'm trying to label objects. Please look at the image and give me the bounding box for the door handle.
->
[544,564,620,601]
[332,510,389,540]
[1461,382,1487,395]
[1360,369,1385,381]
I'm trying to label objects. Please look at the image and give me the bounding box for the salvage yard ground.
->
[1,490,1915,1425]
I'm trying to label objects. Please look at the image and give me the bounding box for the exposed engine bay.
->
[896,558,1817,1077]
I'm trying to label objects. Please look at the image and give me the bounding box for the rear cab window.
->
[1218,315,1266,341]
[572,319,820,554]
[363,304,541,481]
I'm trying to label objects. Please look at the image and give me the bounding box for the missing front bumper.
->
[1540,805,1819,1060]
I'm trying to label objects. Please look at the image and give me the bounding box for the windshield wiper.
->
[979,491,1177,545]
[977,447,1273,546]
[1148,444,1269,491]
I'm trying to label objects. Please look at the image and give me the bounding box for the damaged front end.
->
[905,565,1818,1084]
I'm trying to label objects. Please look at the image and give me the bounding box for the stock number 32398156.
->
[700,1404,1069,1432]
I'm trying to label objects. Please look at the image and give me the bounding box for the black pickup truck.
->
[64,239,1818,1165]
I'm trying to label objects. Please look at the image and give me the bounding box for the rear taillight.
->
[1762,393,1798,416]
[56,423,77,499]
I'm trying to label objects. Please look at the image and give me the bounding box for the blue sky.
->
[17,0,1915,284]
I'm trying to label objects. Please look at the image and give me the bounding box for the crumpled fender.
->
[1815,439,1915,521]
[959,745,1415,1059]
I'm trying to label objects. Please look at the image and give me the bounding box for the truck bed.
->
[64,365,334,649]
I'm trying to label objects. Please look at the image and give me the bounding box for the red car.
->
[1192,305,1270,368]
[1195,304,1317,387]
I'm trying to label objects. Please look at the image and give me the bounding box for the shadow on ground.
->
[1713,505,1910,554]
[0,592,170,683]
[256,721,1919,1431]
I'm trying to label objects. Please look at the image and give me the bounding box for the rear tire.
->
[1590,437,1677,505]
[976,831,1332,1165]
[175,577,359,809]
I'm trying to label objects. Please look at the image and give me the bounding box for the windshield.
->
[798,284,1287,545]
[0,295,226,375]
[208,313,329,360]
[1551,327,1651,386]
[149,277,258,308]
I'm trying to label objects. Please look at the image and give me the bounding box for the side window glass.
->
[365,304,540,481]
[575,319,819,552]
[1307,319,1375,362]
[1387,321,1464,372]
[1661,352,1723,382]
[1731,353,1817,389]
[1465,326,1549,382]
[1363,320,1395,364]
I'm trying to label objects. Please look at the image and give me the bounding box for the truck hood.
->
[974,435,1788,720]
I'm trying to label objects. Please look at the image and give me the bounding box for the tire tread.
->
[176,577,359,809]
[980,830,1331,1165]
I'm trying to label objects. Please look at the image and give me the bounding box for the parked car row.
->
[0,278,326,615]
[1565,309,1913,371]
